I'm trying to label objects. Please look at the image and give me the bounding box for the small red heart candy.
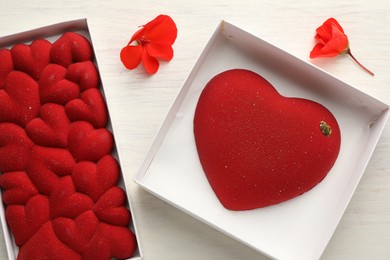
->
[51,32,93,68]
[68,121,113,162]
[39,64,80,105]
[92,186,130,226]
[83,222,137,260]
[11,39,51,80]
[0,123,34,173]
[26,146,76,195]
[72,155,120,202]
[65,88,108,129]
[66,61,99,91]
[52,210,99,254]
[0,49,13,89]
[49,176,94,219]
[0,171,38,205]
[26,103,70,148]
[0,71,40,127]
[194,69,341,210]
[5,194,49,246]
[17,222,81,260]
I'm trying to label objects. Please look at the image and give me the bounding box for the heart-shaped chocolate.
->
[68,121,113,162]
[49,176,94,219]
[11,39,51,80]
[0,123,34,173]
[0,71,40,127]
[194,69,341,210]
[72,155,120,202]
[93,186,130,226]
[83,222,137,260]
[26,146,76,195]
[26,103,70,148]
[50,32,93,68]
[52,210,99,254]
[66,61,99,91]
[0,171,38,205]
[65,88,108,129]
[5,194,49,246]
[38,64,80,105]
[17,222,81,259]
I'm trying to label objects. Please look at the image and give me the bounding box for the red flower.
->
[120,15,177,74]
[310,18,374,76]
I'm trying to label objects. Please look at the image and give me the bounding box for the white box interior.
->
[0,19,142,260]
[135,21,389,260]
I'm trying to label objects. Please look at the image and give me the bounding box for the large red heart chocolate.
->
[194,69,341,210]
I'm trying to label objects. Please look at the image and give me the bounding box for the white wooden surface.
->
[0,0,389,259]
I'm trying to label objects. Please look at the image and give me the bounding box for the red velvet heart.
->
[0,71,40,127]
[194,69,341,210]
[72,155,120,202]
[17,222,81,260]
[51,32,93,68]
[26,103,70,148]
[67,61,99,91]
[38,64,80,105]
[0,123,34,173]
[0,49,13,89]
[65,88,108,129]
[83,222,137,260]
[26,146,76,195]
[11,38,51,80]
[5,194,49,246]
[68,121,113,162]
[92,186,130,226]
[52,210,99,254]
[0,171,38,205]
[49,176,94,219]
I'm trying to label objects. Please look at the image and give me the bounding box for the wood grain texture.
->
[0,0,389,259]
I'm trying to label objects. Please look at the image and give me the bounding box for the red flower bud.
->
[310,18,349,58]
[310,18,374,76]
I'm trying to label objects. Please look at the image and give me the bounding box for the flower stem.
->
[346,49,374,76]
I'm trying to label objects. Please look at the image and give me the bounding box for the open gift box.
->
[134,21,389,260]
[0,19,142,260]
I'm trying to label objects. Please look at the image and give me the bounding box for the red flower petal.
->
[146,43,174,61]
[145,15,177,45]
[141,51,159,74]
[120,45,142,70]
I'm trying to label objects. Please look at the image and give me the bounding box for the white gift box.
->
[0,19,142,260]
[134,21,389,260]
